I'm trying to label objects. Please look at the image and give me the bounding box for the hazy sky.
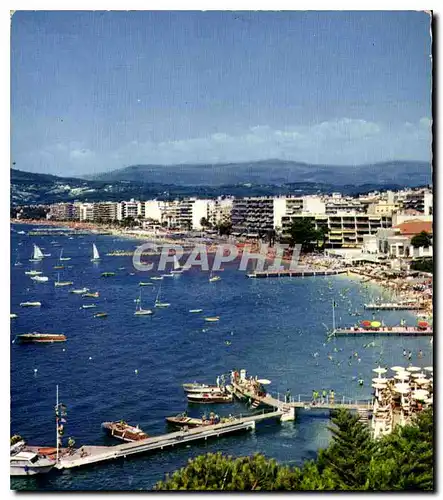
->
[11,11,432,176]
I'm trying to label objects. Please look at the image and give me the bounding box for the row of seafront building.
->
[30,187,433,258]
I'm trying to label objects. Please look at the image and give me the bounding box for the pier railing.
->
[266,391,374,409]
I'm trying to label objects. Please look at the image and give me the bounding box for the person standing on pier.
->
[408,351,412,361]
[285,389,291,403]
[312,389,316,404]
[322,389,327,404]
[216,376,221,388]
[329,389,335,404]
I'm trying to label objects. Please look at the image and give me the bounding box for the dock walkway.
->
[247,269,347,279]
[364,303,424,311]
[57,411,282,470]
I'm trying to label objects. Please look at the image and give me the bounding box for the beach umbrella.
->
[417,321,429,328]
[394,385,410,394]
[373,366,387,375]
[414,378,430,386]
[394,372,410,381]
[411,372,426,378]
[372,377,387,384]
[361,320,372,327]
[406,366,420,372]
[371,321,381,328]
[411,391,428,401]
[257,379,271,385]
[424,397,433,404]
[424,366,433,372]
[391,366,405,372]
[372,383,387,389]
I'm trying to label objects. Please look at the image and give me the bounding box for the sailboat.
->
[54,272,73,287]
[154,283,170,308]
[14,252,23,266]
[59,249,71,261]
[134,289,154,316]
[54,249,65,269]
[170,255,184,275]
[91,243,100,262]
[209,270,221,282]
[29,244,44,262]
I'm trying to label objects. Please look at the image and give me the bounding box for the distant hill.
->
[11,162,430,206]
[87,159,432,187]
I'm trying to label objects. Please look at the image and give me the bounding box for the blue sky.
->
[11,11,432,175]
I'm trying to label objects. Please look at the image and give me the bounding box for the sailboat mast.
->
[56,385,59,464]
[332,299,336,331]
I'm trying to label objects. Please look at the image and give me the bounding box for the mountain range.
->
[11,159,431,205]
[87,159,431,187]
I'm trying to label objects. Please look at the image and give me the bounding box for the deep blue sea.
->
[10,224,433,491]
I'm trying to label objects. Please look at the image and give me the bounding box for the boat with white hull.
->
[29,244,44,262]
[10,451,54,476]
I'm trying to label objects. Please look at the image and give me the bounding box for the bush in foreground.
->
[154,409,433,491]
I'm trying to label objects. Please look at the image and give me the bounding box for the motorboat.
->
[81,304,97,309]
[189,309,203,313]
[187,393,233,404]
[94,312,108,318]
[183,383,224,394]
[101,421,149,442]
[25,270,42,276]
[10,313,17,319]
[31,276,49,282]
[204,316,220,322]
[10,450,54,476]
[139,282,153,286]
[151,276,163,281]
[20,302,41,307]
[101,272,115,277]
[82,291,99,298]
[71,288,89,294]
[165,414,222,428]
[16,333,66,343]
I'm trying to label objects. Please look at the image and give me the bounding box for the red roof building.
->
[394,219,433,236]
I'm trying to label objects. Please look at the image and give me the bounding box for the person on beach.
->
[358,378,364,387]
[418,350,423,358]
[329,389,335,404]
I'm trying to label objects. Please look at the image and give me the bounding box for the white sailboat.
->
[134,289,154,316]
[170,255,184,275]
[54,272,73,287]
[59,249,71,261]
[209,270,221,282]
[29,244,44,262]
[91,243,100,262]
[154,283,170,308]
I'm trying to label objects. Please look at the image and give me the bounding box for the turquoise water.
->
[10,224,433,490]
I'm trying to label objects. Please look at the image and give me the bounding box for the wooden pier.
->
[364,303,424,311]
[334,327,432,337]
[247,269,347,279]
[55,411,282,470]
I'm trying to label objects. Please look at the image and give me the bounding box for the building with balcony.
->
[231,196,287,236]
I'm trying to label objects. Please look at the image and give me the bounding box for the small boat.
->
[94,312,108,318]
[139,282,153,286]
[204,316,220,322]
[134,289,154,316]
[189,309,203,313]
[183,383,223,394]
[101,421,148,442]
[82,291,99,298]
[209,271,221,283]
[17,230,26,235]
[10,450,54,476]
[25,270,42,276]
[165,414,219,428]
[43,253,51,257]
[20,301,41,307]
[54,272,73,287]
[101,272,115,277]
[186,393,233,404]
[162,273,174,278]
[53,265,65,270]
[29,244,44,262]
[81,304,97,309]
[170,256,184,275]
[71,288,89,294]
[31,275,49,282]
[16,333,66,343]
[14,252,23,266]
[59,248,71,261]
[118,267,125,270]
[10,313,17,319]
[151,276,163,281]
[154,283,170,308]
[91,243,101,262]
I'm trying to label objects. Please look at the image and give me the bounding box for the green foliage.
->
[216,221,232,236]
[10,435,23,445]
[288,218,327,252]
[410,257,433,273]
[411,231,432,248]
[154,409,433,492]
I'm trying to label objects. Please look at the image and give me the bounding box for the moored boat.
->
[186,393,233,404]
[101,272,115,277]
[101,421,149,442]
[82,291,99,298]
[165,414,222,428]
[204,316,220,322]
[10,450,54,476]
[189,309,203,313]
[182,383,223,394]
[91,243,101,262]
[16,333,66,343]
[30,276,49,282]
[94,312,108,318]
[81,304,97,309]
[20,301,41,307]
[71,288,89,294]
[25,270,42,276]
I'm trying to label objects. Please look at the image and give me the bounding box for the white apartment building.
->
[117,200,139,221]
[79,203,94,221]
